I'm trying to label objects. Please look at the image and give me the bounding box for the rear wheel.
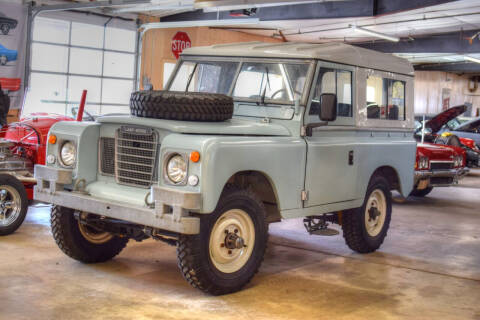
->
[410,186,433,197]
[177,187,268,295]
[0,174,28,236]
[342,175,392,253]
[51,206,128,263]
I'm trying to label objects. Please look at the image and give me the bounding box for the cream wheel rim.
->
[365,189,387,237]
[78,213,113,244]
[209,209,255,274]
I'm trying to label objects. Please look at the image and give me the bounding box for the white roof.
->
[182,42,414,76]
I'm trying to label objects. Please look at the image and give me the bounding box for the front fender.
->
[160,134,306,214]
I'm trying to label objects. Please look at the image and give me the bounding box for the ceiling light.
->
[464,56,480,64]
[141,18,259,33]
[350,25,400,42]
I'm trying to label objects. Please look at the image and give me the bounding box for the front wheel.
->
[177,186,268,295]
[51,206,128,263]
[0,174,29,236]
[0,56,6,65]
[342,175,392,253]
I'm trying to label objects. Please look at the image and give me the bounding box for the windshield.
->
[233,62,308,103]
[168,59,310,105]
[169,60,239,94]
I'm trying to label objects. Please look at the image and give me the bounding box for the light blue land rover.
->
[34,42,416,295]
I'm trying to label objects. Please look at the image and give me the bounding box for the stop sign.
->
[172,32,191,59]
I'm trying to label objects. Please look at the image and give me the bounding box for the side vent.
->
[99,137,115,176]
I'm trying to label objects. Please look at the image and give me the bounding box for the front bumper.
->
[33,165,201,234]
[414,167,470,188]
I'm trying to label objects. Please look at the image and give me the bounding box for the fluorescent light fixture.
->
[141,18,259,33]
[350,25,400,42]
[464,56,480,64]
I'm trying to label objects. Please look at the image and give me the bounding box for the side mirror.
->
[319,93,337,122]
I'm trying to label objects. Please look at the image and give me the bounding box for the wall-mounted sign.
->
[172,31,191,59]
[0,3,26,110]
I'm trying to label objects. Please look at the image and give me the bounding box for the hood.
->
[417,143,459,159]
[424,105,466,133]
[4,113,74,144]
[97,116,291,136]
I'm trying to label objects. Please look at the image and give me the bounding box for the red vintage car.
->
[411,106,473,197]
[412,142,468,197]
[0,78,21,92]
[0,113,76,235]
[415,105,480,168]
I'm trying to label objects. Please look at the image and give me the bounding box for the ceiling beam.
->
[160,0,458,22]
[356,31,480,54]
[414,62,480,73]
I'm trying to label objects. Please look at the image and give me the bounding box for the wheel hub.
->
[224,232,245,250]
[0,186,20,226]
[209,209,255,274]
[364,189,387,237]
[368,206,381,221]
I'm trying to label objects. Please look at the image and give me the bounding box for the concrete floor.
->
[1,172,480,320]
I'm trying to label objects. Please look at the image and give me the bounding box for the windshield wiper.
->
[260,66,271,105]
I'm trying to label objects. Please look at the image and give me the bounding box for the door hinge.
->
[301,190,308,201]
[300,126,306,137]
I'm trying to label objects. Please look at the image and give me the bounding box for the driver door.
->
[303,62,358,207]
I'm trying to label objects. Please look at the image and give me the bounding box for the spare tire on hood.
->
[130,90,234,122]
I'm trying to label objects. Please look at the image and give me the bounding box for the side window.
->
[366,75,405,120]
[309,68,352,117]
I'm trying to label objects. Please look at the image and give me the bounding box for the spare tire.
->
[130,90,234,122]
[434,134,461,147]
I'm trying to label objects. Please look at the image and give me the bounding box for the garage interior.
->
[1,0,480,319]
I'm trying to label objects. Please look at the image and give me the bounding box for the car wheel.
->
[51,206,128,263]
[0,24,10,35]
[0,174,28,236]
[177,186,268,295]
[342,175,392,253]
[410,186,433,197]
[0,56,7,65]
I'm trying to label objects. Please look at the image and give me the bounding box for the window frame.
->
[305,61,356,126]
[357,68,413,129]
[27,17,137,116]
[167,56,316,107]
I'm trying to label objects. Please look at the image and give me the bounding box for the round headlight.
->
[60,142,76,167]
[166,154,187,184]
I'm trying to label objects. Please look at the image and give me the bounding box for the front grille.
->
[114,128,158,188]
[99,138,115,175]
[430,162,454,170]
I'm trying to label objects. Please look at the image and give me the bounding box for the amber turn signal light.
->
[48,135,57,144]
[190,151,200,163]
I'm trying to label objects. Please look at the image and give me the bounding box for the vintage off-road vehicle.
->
[34,42,416,295]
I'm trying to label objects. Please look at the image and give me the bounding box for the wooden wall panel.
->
[414,71,480,116]
[140,27,281,90]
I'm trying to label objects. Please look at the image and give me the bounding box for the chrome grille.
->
[115,128,158,188]
[430,162,453,170]
[99,138,115,175]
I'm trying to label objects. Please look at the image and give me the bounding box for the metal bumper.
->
[33,165,201,234]
[414,167,470,187]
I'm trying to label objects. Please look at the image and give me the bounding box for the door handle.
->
[348,150,354,165]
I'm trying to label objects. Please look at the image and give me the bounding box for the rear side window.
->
[366,76,405,120]
[309,68,352,117]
